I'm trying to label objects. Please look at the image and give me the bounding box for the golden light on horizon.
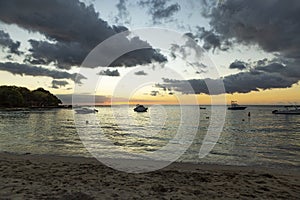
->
[99,83,300,105]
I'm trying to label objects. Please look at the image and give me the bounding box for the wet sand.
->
[0,152,299,199]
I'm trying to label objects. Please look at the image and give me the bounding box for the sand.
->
[0,152,299,199]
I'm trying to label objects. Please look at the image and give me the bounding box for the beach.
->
[1,152,299,199]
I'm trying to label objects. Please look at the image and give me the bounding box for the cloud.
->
[185,27,231,52]
[158,58,300,95]
[170,36,205,60]
[254,59,300,79]
[169,35,209,72]
[138,0,180,24]
[51,80,69,89]
[108,38,167,67]
[0,30,22,55]
[115,0,131,24]
[206,0,300,59]
[185,0,300,93]
[0,62,86,83]
[26,40,87,69]
[0,0,166,68]
[150,90,159,96]
[134,70,148,76]
[222,71,298,94]
[229,60,247,70]
[98,69,120,77]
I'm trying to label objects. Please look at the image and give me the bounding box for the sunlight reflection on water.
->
[0,105,299,170]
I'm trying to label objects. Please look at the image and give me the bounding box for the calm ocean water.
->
[0,105,299,170]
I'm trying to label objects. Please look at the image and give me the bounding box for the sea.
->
[0,105,299,171]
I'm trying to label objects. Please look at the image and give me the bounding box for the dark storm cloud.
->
[229,60,247,70]
[0,62,86,83]
[97,69,120,77]
[0,30,22,55]
[138,0,180,24]
[115,0,131,24]
[207,0,300,59]
[26,40,87,70]
[134,70,148,76]
[51,80,69,89]
[0,0,166,68]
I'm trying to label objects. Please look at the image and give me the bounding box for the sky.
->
[0,0,299,105]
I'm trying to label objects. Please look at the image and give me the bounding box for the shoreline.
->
[1,151,299,175]
[1,152,299,199]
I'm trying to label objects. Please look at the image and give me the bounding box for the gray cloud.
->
[109,42,167,67]
[170,36,205,60]
[138,0,180,24]
[187,0,300,93]
[207,0,300,59]
[26,40,87,69]
[229,60,247,70]
[254,59,300,79]
[98,69,120,77]
[115,0,131,24]
[159,58,300,95]
[51,80,69,89]
[0,62,86,83]
[0,30,22,55]
[185,27,230,52]
[134,70,148,76]
[150,90,160,96]
[0,0,166,68]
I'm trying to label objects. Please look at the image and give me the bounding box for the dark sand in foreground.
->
[0,152,299,199]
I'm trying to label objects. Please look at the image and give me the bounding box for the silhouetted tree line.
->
[0,86,62,107]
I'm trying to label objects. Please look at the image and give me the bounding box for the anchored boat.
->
[272,106,300,115]
[134,104,148,112]
[75,107,98,114]
[228,101,247,110]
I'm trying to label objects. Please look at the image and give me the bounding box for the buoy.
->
[248,112,251,117]
[86,120,89,124]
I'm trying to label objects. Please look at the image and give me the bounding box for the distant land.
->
[0,85,63,108]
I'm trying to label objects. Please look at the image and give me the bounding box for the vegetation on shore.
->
[0,86,62,108]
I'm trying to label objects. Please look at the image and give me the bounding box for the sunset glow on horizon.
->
[0,0,299,105]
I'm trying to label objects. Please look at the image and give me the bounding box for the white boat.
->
[228,101,247,110]
[272,106,300,115]
[133,104,148,112]
[75,107,98,114]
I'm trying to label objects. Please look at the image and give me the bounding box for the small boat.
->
[228,101,247,110]
[134,104,148,112]
[75,107,98,114]
[272,106,300,115]
[200,107,206,110]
